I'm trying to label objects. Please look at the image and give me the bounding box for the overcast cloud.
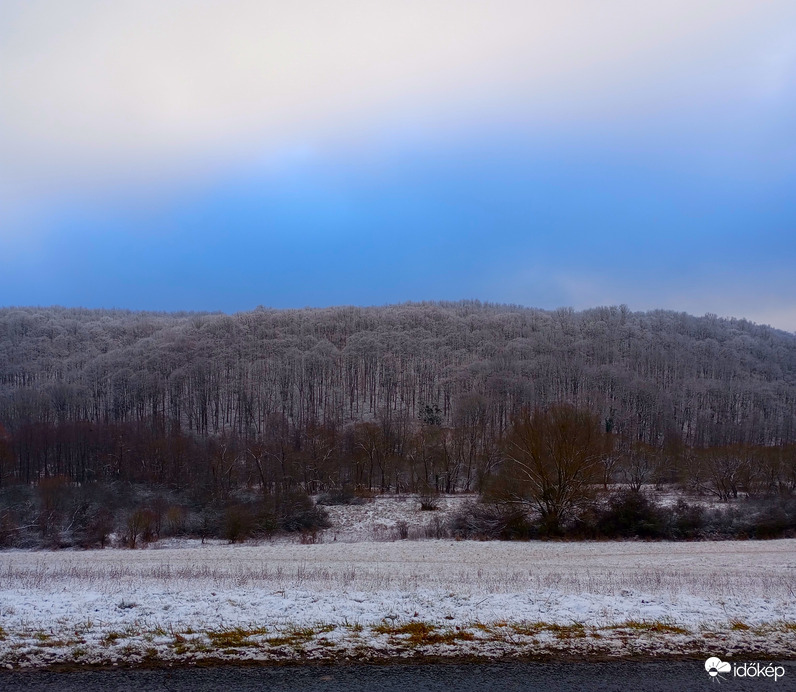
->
[1,0,795,329]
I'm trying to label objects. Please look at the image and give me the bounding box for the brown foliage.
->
[500,404,604,531]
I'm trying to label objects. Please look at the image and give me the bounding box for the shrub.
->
[0,485,37,548]
[593,489,666,539]
[419,487,440,511]
[125,508,157,548]
[72,503,115,548]
[279,491,331,533]
[35,476,72,541]
[748,500,796,539]
[223,504,255,543]
[316,486,369,506]
[422,515,451,539]
[702,505,749,538]
[670,500,705,539]
[395,521,409,539]
[254,508,280,537]
[88,506,115,548]
[0,509,21,548]
[193,507,221,543]
[451,501,534,540]
[164,505,188,536]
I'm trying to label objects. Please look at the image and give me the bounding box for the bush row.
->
[0,480,329,549]
[448,490,796,541]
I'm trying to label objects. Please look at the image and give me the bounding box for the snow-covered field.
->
[1,536,795,667]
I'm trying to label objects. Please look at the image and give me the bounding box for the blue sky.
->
[1,1,795,330]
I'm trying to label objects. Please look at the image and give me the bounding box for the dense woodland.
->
[0,302,795,539]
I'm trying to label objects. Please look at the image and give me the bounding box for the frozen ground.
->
[1,537,795,667]
[320,493,471,541]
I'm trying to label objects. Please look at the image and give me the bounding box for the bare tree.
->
[501,405,604,532]
[619,442,659,492]
[691,445,755,501]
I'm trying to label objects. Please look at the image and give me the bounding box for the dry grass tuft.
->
[510,622,546,636]
[609,620,689,635]
[373,621,473,645]
[206,626,268,649]
[266,625,330,647]
[545,622,587,639]
[101,631,124,646]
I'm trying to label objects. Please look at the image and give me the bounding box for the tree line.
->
[0,301,795,501]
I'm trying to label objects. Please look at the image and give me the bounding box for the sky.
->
[1,1,795,331]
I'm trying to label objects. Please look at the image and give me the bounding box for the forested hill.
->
[1,302,795,448]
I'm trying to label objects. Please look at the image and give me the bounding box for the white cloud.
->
[1,0,794,213]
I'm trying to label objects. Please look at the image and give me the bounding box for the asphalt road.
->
[2,661,795,692]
